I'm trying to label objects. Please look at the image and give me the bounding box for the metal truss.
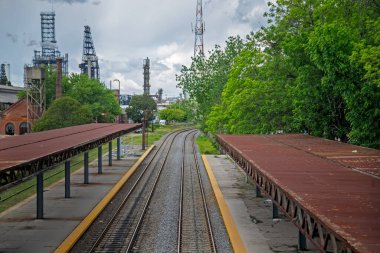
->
[0,125,140,190]
[217,136,356,253]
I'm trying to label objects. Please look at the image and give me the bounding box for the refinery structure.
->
[79,26,99,80]
[24,11,69,128]
[32,11,68,75]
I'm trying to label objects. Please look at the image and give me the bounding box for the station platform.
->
[0,149,143,253]
[0,147,311,253]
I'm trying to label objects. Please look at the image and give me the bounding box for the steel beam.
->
[273,203,279,219]
[98,146,102,174]
[299,230,307,251]
[36,172,43,219]
[108,142,112,166]
[84,151,89,184]
[65,160,70,198]
[117,137,121,160]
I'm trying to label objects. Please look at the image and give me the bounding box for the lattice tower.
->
[193,0,205,56]
[79,25,99,80]
[33,11,68,75]
[24,66,46,132]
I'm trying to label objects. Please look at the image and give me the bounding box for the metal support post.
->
[36,172,44,219]
[142,122,146,150]
[298,230,307,250]
[117,137,121,160]
[273,203,279,218]
[256,185,262,197]
[65,160,70,198]
[109,142,112,166]
[98,146,102,174]
[84,151,89,184]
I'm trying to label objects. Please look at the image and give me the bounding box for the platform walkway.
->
[0,151,142,252]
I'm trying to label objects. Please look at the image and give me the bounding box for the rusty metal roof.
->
[217,134,380,253]
[0,123,141,188]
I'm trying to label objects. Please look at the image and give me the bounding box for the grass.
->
[196,134,219,154]
[0,124,189,214]
[123,124,193,146]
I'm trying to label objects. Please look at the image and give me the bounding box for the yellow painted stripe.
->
[202,155,247,253]
[55,145,155,253]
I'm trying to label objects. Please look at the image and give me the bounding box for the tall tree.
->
[0,64,10,86]
[33,96,92,132]
[125,95,157,123]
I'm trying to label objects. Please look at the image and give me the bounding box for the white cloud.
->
[0,0,268,95]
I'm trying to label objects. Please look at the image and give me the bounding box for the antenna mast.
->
[193,0,205,56]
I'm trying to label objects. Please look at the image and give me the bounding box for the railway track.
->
[72,129,220,252]
[177,131,216,253]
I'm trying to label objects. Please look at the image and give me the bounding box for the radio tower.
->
[143,57,150,95]
[79,26,99,80]
[193,0,205,56]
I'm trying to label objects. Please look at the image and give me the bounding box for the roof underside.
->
[0,123,141,188]
[217,134,380,253]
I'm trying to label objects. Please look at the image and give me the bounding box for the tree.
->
[64,74,121,122]
[159,108,186,123]
[176,36,244,127]
[33,96,92,132]
[0,64,11,86]
[126,95,157,123]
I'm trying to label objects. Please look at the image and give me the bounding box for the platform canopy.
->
[0,123,141,189]
[217,134,380,253]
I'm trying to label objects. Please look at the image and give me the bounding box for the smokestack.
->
[56,57,63,98]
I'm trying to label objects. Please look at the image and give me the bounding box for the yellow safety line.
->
[202,155,247,253]
[55,145,155,253]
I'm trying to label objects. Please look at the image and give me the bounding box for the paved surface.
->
[205,155,318,253]
[0,144,318,253]
[0,147,142,253]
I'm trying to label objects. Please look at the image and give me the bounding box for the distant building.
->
[0,98,29,135]
[0,85,24,112]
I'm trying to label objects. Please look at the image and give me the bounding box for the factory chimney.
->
[56,57,62,98]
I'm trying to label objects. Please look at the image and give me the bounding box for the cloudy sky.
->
[0,0,268,97]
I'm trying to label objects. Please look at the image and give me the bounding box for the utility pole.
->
[193,0,205,56]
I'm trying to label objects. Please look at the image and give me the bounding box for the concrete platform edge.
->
[201,155,247,253]
[54,145,155,253]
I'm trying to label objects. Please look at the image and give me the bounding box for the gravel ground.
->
[72,130,233,253]
[195,137,233,253]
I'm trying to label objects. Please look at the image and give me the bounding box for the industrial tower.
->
[193,0,205,56]
[79,26,99,80]
[143,57,150,95]
[32,11,68,75]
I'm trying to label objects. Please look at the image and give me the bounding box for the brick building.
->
[0,98,29,135]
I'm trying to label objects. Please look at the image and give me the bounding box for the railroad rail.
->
[217,134,380,253]
[178,130,216,252]
[76,129,188,252]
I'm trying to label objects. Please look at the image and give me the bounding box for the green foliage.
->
[17,90,27,100]
[196,135,219,154]
[177,36,244,124]
[126,95,157,123]
[0,64,11,86]
[33,96,92,132]
[63,74,121,122]
[178,0,380,148]
[159,108,186,122]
